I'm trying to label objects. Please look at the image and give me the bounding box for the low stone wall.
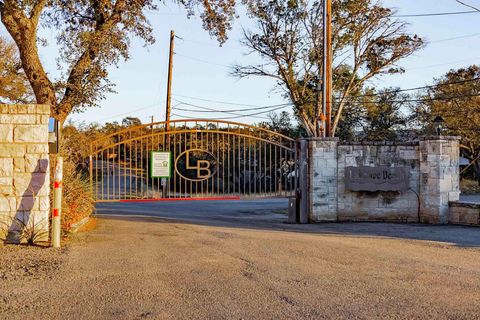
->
[448,202,480,226]
[337,142,420,222]
[308,136,460,224]
[0,104,50,242]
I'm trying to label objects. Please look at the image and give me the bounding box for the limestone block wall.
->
[308,137,460,224]
[337,142,420,222]
[308,138,338,222]
[419,137,460,224]
[0,104,50,242]
[448,202,480,226]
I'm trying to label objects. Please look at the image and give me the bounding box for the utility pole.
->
[165,30,174,139]
[323,0,332,137]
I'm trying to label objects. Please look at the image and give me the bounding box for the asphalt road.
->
[96,199,480,247]
[2,199,480,319]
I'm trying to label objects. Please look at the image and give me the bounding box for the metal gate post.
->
[298,139,309,223]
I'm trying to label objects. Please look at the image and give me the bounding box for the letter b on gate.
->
[176,149,217,181]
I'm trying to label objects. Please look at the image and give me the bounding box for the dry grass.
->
[460,178,480,194]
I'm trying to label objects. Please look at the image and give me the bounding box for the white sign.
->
[151,151,171,178]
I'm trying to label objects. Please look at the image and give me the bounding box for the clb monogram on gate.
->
[175,149,217,182]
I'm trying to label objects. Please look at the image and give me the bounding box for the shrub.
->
[60,158,95,233]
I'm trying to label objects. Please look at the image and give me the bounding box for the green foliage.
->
[360,89,411,141]
[0,0,238,122]
[259,111,302,137]
[0,36,31,103]
[415,65,480,181]
[234,0,424,136]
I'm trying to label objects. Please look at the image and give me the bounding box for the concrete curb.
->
[69,216,90,233]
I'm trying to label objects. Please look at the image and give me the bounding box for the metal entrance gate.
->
[89,119,297,202]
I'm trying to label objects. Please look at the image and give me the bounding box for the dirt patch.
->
[0,244,66,282]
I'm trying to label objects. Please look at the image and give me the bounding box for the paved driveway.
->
[96,199,480,247]
[1,199,479,319]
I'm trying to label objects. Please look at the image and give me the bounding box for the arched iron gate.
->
[89,119,297,202]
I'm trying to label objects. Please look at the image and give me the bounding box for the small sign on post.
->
[150,151,171,178]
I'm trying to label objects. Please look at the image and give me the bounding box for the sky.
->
[2,0,480,125]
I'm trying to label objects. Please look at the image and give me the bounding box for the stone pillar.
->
[308,138,339,222]
[419,136,460,224]
[0,104,50,243]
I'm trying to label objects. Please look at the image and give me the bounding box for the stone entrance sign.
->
[345,166,409,192]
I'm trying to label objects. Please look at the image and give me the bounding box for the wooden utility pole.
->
[165,30,174,134]
[323,0,332,137]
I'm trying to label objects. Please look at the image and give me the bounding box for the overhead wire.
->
[429,32,480,43]
[336,92,480,105]
[172,100,290,119]
[172,99,272,119]
[393,10,479,17]
[174,52,231,69]
[353,77,480,98]
[172,94,292,110]
[93,102,161,122]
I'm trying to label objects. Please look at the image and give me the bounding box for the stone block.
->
[36,115,50,125]
[0,196,16,211]
[439,178,452,192]
[0,158,13,176]
[16,196,39,211]
[16,105,29,114]
[25,155,49,173]
[37,196,50,211]
[27,144,49,154]
[0,144,25,157]
[14,125,48,142]
[0,114,36,124]
[0,184,12,196]
[36,104,51,115]
[27,105,37,114]
[13,172,49,196]
[0,124,13,142]
[13,157,25,172]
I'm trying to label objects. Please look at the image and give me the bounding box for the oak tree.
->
[233,0,423,136]
[0,35,31,103]
[415,65,480,179]
[0,0,238,123]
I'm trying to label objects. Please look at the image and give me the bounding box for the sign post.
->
[52,157,63,248]
[151,151,171,198]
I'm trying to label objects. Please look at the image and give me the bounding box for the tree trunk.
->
[1,4,56,116]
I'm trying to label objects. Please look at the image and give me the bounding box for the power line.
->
[177,37,240,50]
[393,10,479,17]
[456,0,480,12]
[172,100,290,118]
[339,92,480,105]
[172,112,273,121]
[172,94,292,110]
[94,103,161,122]
[406,57,480,71]
[174,52,231,68]
[172,100,272,119]
[354,77,480,98]
[430,32,480,43]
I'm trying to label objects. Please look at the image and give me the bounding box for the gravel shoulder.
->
[1,217,479,319]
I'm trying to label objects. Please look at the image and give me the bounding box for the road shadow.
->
[94,200,480,248]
